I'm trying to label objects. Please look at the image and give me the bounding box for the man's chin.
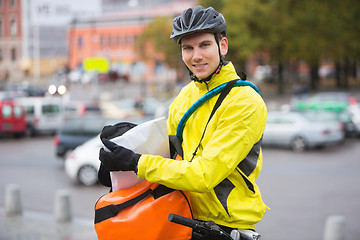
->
[193,73,209,81]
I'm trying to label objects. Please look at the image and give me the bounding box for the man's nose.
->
[192,48,202,61]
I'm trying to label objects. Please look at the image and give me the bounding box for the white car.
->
[348,104,360,136]
[65,134,102,185]
[64,116,153,185]
[263,111,345,152]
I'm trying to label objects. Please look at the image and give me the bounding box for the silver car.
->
[263,111,345,152]
[348,103,360,137]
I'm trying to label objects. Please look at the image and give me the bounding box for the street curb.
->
[0,208,97,240]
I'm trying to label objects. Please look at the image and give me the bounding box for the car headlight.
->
[48,84,57,95]
[57,85,67,95]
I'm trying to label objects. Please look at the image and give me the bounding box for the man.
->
[99,5,268,239]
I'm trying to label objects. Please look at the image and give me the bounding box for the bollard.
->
[5,184,22,216]
[54,189,72,222]
[323,215,346,240]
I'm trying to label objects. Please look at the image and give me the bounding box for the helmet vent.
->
[192,14,202,26]
[184,8,193,26]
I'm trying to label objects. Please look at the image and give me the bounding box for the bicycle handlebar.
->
[168,213,197,229]
[168,213,233,240]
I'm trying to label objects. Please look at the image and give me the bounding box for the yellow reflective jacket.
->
[137,62,268,230]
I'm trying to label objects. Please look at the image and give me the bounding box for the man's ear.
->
[219,37,228,56]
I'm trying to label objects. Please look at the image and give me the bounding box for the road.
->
[0,135,360,240]
[257,139,360,240]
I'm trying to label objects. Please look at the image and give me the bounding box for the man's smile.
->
[193,64,207,70]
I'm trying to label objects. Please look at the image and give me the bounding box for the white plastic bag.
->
[105,117,169,191]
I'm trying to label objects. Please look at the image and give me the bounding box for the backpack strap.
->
[94,184,182,224]
[95,188,153,224]
[176,79,260,142]
[190,80,237,161]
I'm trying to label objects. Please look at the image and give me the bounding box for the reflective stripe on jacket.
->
[137,62,268,230]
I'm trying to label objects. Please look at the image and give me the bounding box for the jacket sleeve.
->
[137,87,267,192]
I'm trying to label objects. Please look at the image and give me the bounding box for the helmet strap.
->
[187,59,223,83]
[187,33,224,83]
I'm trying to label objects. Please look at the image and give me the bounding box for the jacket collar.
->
[194,62,240,94]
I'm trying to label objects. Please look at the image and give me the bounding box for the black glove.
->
[98,163,112,187]
[99,138,141,172]
[100,125,118,139]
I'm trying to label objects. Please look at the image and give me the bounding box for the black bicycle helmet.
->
[170,5,227,44]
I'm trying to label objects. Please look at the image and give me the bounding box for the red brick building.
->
[68,0,195,82]
[0,0,23,80]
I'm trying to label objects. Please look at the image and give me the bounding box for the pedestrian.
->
[98,5,268,239]
[0,68,9,90]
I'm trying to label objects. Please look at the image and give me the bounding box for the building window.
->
[0,49,3,62]
[0,19,2,37]
[100,36,104,47]
[0,0,2,8]
[117,35,122,46]
[10,19,17,36]
[125,35,130,46]
[11,48,16,61]
[112,36,117,47]
[10,0,16,8]
[77,36,83,49]
[108,35,112,46]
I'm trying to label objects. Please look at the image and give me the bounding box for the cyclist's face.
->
[181,32,228,81]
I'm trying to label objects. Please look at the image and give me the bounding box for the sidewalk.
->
[0,209,97,240]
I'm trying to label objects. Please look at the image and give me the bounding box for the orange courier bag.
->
[94,179,193,240]
[94,121,192,240]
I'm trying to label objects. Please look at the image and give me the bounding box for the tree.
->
[198,0,224,12]
[135,16,188,83]
[218,0,359,92]
[325,0,360,88]
[137,0,360,94]
[223,0,296,94]
[135,16,183,70]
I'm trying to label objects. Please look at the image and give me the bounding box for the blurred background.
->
[0,0,360,239]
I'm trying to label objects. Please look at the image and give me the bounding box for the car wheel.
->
[25,124,36,137]
[291,137,306,152]
[77,165,98,186]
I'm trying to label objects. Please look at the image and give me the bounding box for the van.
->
[16,96,64,136]
[0,96,26,137]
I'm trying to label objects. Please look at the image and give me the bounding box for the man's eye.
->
[183,46,192,51]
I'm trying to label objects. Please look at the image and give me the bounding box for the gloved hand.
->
[100,124,118,140]
[98,163,112,187]
[99,138,141,173]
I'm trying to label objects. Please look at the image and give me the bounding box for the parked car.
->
[348,103,360,137]
[64,116,152,185]
[47,69,69,95]
[5,84,46,97]
[63,101,102,119]
[16,96,64,136]
[295,92,357,112]
[263,111,345,152]
[64,134,102,185]
[54,116,117,158]
[115,97,162,117]
[336,109,358,137]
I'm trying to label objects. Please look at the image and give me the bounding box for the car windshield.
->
[62,118,105,135]
[300,111,338,122]
[310,93,348,102]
